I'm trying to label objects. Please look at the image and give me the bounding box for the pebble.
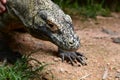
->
[117,69,120,73]
[96,16,106,19]
[59,68,69,74]
[53,58,61,62]
[107,63,110,65]
[116,72,120,78]
[111,37,120,44]
[102,28,117,35]
[60,68,65,73]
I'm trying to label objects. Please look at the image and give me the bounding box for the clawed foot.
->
[58,49,87,66]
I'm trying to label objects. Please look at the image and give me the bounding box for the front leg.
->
[58,49,87,66]
[0,33,22,64]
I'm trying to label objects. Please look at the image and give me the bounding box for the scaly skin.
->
[0,0,87,65]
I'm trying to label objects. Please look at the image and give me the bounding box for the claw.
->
[68,56,74,65]
[71,54,77,63]
[77,57,87,65]
[61,54,64,62]
[76,52,87,60]
[58,49,87,66]
[76,52,87,65]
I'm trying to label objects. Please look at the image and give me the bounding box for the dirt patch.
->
[10,13,120,80]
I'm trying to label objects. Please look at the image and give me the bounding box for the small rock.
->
[96,16,106,19]
[59,68,69,73]
[102,28,117,35]
[111,13,120,18]
[93,36,106,39]
[60,68,65,73]
[107,63,110,65]
[53,58,61,62]
[111,37,120,44]
[53,58,58,62]
[115,72,120,78]
[117,69,120,73]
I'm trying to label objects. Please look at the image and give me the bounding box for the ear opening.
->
[39,11,47,20]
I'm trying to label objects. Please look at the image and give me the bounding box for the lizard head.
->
[28,2,80,51]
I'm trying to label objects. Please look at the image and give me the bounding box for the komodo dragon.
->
[0,0,87,65]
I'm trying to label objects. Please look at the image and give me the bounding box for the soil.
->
[9,13,120,80]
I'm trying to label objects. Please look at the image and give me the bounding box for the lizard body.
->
[0,0,86,65]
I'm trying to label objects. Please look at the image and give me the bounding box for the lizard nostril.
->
[69,41,74,44]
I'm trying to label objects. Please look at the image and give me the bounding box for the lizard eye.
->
[47,20,58,33]
[48,23,54,28]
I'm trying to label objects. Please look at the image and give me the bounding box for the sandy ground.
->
[10,13,120,80]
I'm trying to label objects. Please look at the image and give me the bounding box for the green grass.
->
[53,0,111,18]
[79,0,110,18]
[0,54,47,80]
[79,4,111,18]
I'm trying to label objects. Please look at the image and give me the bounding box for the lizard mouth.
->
[50,36,80,51]
[47,31,80,51]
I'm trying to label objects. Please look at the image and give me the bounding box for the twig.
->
[102,67,108,80]
[80,73,91,80]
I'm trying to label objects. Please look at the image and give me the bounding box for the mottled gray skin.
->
[0,0,87,65]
